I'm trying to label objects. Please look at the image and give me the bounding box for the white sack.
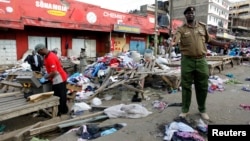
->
[104,104,152,119]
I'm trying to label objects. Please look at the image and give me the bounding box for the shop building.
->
[0,0,168,65]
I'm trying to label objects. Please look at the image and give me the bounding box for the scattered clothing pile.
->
[66,123,127,140]
[164,118,207,141]
[208,75,225,93]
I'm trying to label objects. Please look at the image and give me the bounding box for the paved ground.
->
[1,62,250,141]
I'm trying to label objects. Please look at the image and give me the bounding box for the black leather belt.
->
[184,55,205,59]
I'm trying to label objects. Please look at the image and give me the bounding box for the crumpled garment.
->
[225,73,234,78]
[75,91,94,101]
[71,102,91,113]
[240,104,250,110]
[225,79,242,84]
[173,132,205,141]
[164,121,196,141]
[152,100,168,110]
[104,104,152,118]
[241,87,250,92]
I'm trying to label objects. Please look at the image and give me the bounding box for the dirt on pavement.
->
[1,62,250,141]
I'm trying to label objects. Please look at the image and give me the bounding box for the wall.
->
[173,0,210,23]
[0,27,109,60]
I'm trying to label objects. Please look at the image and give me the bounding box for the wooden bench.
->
[207,61,223,76]
[206,56,234,70]
[242,56,250,62]
[231,56,243,65]
[0,71,42,93]
[0,92,59,121]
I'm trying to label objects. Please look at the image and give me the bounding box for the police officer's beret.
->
[183,6,195,14]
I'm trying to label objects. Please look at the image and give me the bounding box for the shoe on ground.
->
[179,112,188,118]
[200,113,209,120]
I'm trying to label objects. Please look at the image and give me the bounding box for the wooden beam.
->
[122,84,144,93]
[161,76,173,88]
[58,115,108,129]
[29,111,104,136]
[0,80,23,88]
[0,91,22,98]
[14,122,42,141]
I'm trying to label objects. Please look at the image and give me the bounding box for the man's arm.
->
[171,28,181,46]
[200,21,229,49]
[208,39,229,49]
[24,55,31,63]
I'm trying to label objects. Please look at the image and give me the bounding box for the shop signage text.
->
[114,24,140,34]
[35,0,68,16]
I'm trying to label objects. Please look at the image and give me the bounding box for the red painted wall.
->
[16,31,28,59]
[11,27,109,59]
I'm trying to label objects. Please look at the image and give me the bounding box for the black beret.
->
[184,6,195,14]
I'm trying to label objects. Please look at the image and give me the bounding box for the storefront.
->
[0,0,169,64]
[111,24,147,55]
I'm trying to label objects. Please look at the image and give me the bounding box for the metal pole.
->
[168,0,173,60]
[110,29,113,54]
[154,0,158,56]
[169,0,173,37]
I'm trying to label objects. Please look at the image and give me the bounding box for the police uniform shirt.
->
[173,21,212,57]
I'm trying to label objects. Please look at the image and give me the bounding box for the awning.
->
[22,18,111,32]
[0,20,24,30]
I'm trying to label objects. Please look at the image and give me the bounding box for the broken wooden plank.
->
[14,122,42,141]
[29,111,104,136]
[0,91,22,98]
[87,79,111,101]
[129,70,136,78]
[162,76,174,88]
[58,115,109,129]
[0,80,23,88]
[122,84,144,93]
[136,70,172,74]
[103,80,126,91]
[0,96,59,121]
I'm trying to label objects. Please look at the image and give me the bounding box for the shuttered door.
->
[47,37,61,56]
[72,39,96,58]
[129,40,146,55]
[28,36,46,50]
[0,40,17,65]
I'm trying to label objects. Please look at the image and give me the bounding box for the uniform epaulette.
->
[198,21,207,26]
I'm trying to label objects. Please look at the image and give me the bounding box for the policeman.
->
[172,6,229,120]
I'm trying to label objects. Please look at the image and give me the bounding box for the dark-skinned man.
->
[35,44,68,116]
[171,6,229,120]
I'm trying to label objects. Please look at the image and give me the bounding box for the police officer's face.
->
[185,11,195,22]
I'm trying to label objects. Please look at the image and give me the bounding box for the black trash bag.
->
[24,91,34,99]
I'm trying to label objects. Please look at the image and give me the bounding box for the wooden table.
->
[0,93,59,121]
[231,56,243,65]
[206,56,234,70]
[166,60,181,67]
[207,61,223,76]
